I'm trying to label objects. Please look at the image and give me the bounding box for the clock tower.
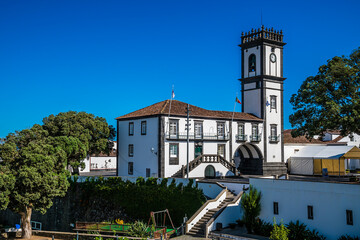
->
[239,26,287,175]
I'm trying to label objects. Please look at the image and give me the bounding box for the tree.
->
[0,124,70,239]
[289,47,360,139]
[42,111,116,174]
[240,185,262,233]
[0,165,15,210]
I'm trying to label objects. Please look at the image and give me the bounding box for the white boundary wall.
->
[250,178,360,239]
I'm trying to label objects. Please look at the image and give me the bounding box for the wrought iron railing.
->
[172,154,236,178]
[269,134,280,142]
[235,134,248,141]
[166,132,229,141]
[249,134,262,142]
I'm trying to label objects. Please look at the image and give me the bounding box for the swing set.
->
[148,209,176,239]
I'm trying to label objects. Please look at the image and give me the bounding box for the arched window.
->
[204,165,215,178]
[249,54,256,72]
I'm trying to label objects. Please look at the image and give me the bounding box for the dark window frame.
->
[128,144,134,157]
[129,122,134,136]
[307,205,314,220]
[146,168,150,177]
[346,210,353,225]
[217,121,225,139]
[270,95,277,112]
[128,162,133,175]
[249,54,256,72]
[273,202,279,215]
[217,144,226,158]
[141,121,147,135]
[169,119,179,137]
[169,143,179,165]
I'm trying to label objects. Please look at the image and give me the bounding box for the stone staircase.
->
[187,191,236,237]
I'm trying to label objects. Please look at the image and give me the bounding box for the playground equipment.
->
[148,209,176,239]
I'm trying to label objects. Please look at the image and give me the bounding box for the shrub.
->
[307,229,326,240]
[253,219,273,237]
[338,236,360,240]
[240,185,261,233]
[270,218,289,240]
[286,220,309,240]
[128,221,150,238]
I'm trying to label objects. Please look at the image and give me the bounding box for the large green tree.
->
[0,124,70,239]
[42,111,116,174]
[289,47,360,138]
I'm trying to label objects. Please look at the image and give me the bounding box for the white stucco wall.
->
[243,89,261,118]
[90,156,116,170]
[265,46,281,77]
[251,178,360,239]
[117,117,159,177]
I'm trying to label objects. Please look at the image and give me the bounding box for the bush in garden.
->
[286,220,309,240]
[240,185,261,233]
[128,221,150,238]
[253,218,273,237]
[270,218,289,240]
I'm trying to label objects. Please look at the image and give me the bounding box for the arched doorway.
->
[204,165,216,178]
[234,144,263,175]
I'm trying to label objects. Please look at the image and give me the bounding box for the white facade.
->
[117,114,264,178]
[251,178,360,239]
[117,117,159,177]
[80,142,117,173]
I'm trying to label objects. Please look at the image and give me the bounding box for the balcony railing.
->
[249,134,262,142]
[269,134,280,143]
[166,132,229,141]
[235,134,248,141]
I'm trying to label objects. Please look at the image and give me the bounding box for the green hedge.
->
[69,177,206,226]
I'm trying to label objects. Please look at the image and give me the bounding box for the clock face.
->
[270,53,277,63]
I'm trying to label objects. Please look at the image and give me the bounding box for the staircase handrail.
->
[205,191,244,238]
[186,188,228,233]
[180,154,236,177]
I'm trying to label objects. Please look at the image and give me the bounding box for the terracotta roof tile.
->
[116,100,262,121]
[284,129,344,144]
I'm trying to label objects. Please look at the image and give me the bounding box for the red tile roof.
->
[116,100,262,121]
[283,129,344,144]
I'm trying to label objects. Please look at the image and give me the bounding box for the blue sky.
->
[1,0,359,138]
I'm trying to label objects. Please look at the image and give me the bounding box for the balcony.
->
[235,134,248,142]
[249,134,261,142]
[269,134,280,143]
[166,132,229,141]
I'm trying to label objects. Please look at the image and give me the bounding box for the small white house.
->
[251,178,360,239]
[80,141,117,173]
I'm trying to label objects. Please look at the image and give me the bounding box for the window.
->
[346,210,353,225]
[251,124,259,141]
[128,144,134,157]
[270,95,277,111]
[141,121,147,135]
[128,162,133,175]
[273,202,279,215]
[237,123,246,141]
[217,122,225,139]
[194,122,203,139]
[169,143,179,165]
[307,206,313,220]
[217,144,225,158]
[146,168,150,178]
[270,124,278,142]
[249,54,256,72]
[169,120,178,138]
[129,122,134,136]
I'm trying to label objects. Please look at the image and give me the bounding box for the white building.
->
[251,178,360,239]
[116,26,288,178]
[80,141,117,173]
